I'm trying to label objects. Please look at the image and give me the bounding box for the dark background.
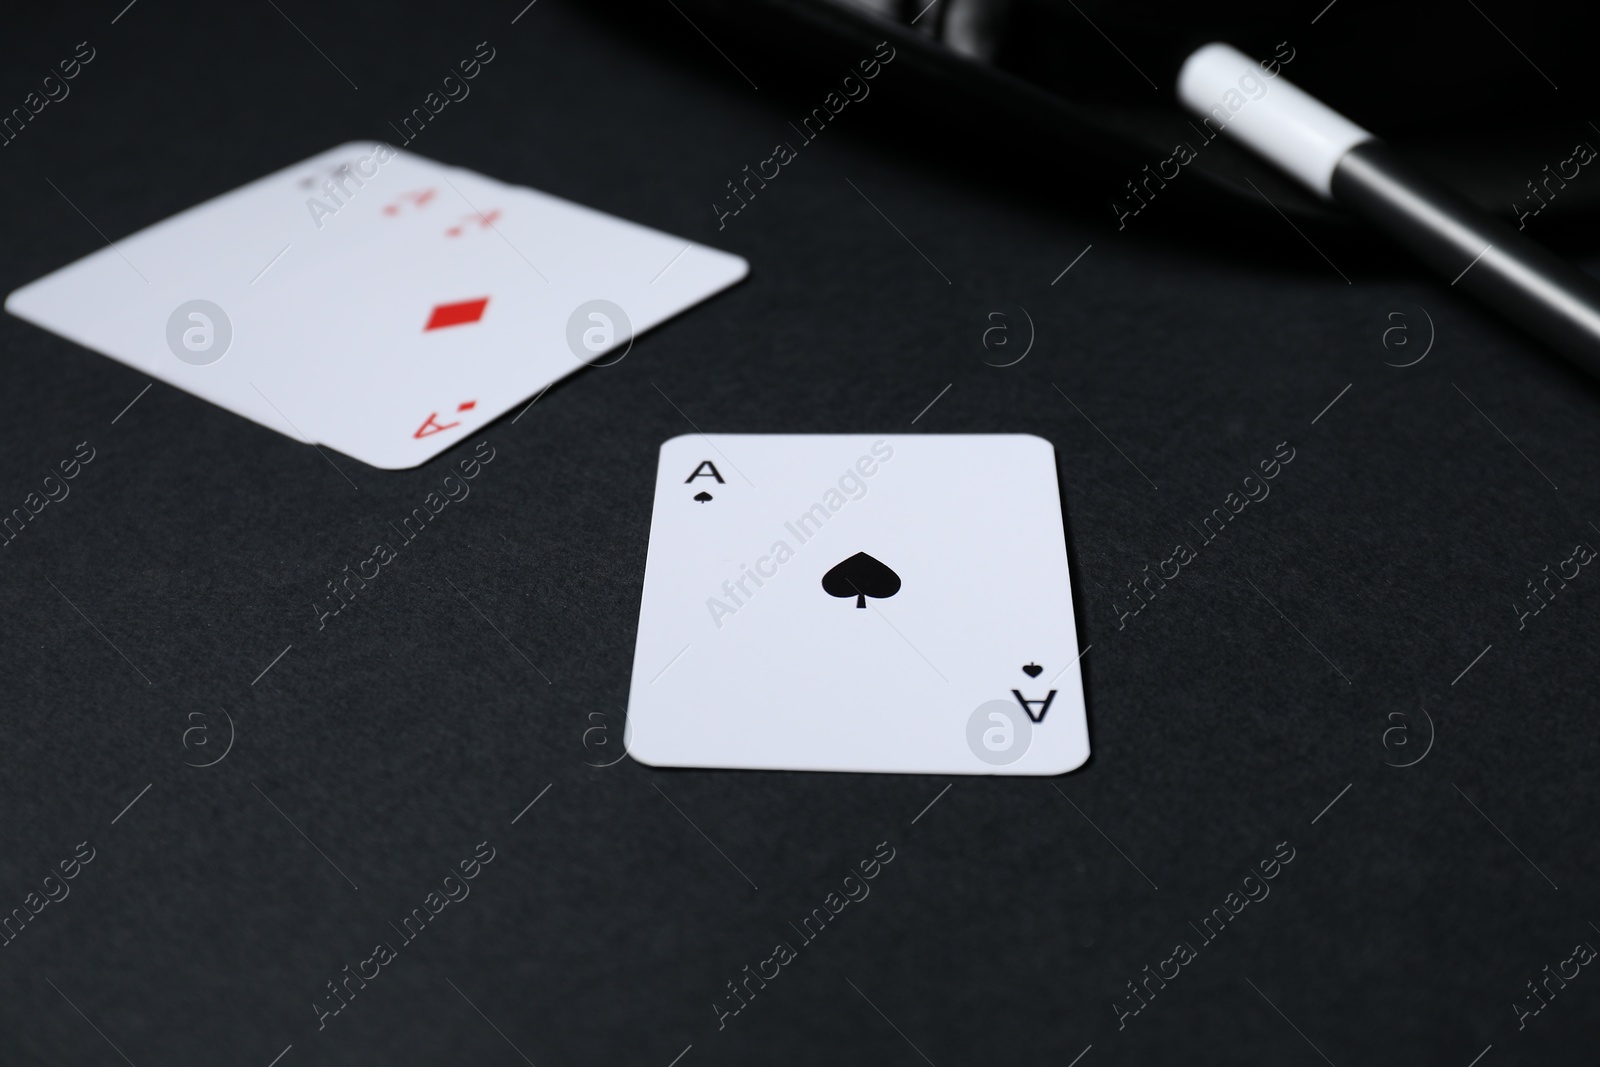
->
[3,1,1598,1064]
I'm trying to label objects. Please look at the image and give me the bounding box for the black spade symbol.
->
[822,552,901,609]
[1022,663,1043,678]
[693,491,713,502]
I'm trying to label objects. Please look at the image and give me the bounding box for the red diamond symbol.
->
[424,297,489,331]
[457,400,476,412]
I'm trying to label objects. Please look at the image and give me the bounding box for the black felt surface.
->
[3,2,1599,1064]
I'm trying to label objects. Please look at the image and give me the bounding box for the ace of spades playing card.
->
[625,434,1089,775]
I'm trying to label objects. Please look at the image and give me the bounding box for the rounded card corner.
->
[1043,747,1091,776]
[354,447,420,471]
[620,732,668,769]
[1017,432,1058,453]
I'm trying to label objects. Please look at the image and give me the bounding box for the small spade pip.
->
[693,491,713,502]
[822,552,901,609]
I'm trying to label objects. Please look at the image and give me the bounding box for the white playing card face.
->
[626,434,1090,776]
[5,142,748,468]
